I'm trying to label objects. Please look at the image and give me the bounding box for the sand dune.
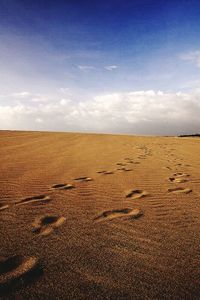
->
[0,131,200,299]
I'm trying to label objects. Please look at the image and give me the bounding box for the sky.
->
[0,0,200,135]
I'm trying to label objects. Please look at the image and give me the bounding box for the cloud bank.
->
[104,65,118,71]
[0,90,200,135]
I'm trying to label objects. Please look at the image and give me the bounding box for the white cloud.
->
[0,90,200,135]
[0,91,51,104]
[0,91,32,98]
[180,50,200,67]
[59,87,70,94]
[78,65,95,71]
[104,65,118,71]
[77,65,118,72]
[31,96,49,103]
[11,91,31,97]
[35,117,43,123]
[60,99,71,105]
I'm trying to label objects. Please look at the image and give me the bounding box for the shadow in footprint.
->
[0,255,42,295]
[168,187,192,194]
[16,195,50,206]
[94,208,143,222]
[125,189,149,199]
[32,215,66,236]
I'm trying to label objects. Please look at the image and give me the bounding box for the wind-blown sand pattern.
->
[0,131,200,299]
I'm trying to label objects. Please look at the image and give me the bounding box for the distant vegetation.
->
[179,134,200,137]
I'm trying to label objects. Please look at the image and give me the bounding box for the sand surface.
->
[0,131,199,299]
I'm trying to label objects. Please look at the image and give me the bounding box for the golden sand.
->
[0,131,199,299]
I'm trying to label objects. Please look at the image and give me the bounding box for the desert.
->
[0,130,199,299]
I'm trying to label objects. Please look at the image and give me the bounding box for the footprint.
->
[103,171,114,175]
[169,177,188,183]
[168,187,192,194]
[97,171,114,175]
[0,255,41,293]
[32,215,66,236]
[123,168,133,172]
[124,159,133,162]
[138,156,146,159]
[125,189,149,199]
[16,195,50,206]
[0,204,9,211]
[116,163,126,166]
[94,208,143,221]
[118,167,133,172]
[173,172,190,178]
[51,183,75,190]
[74,177,93,181]
[124,158,134,163]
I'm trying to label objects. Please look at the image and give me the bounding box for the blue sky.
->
[1,0,200,134]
